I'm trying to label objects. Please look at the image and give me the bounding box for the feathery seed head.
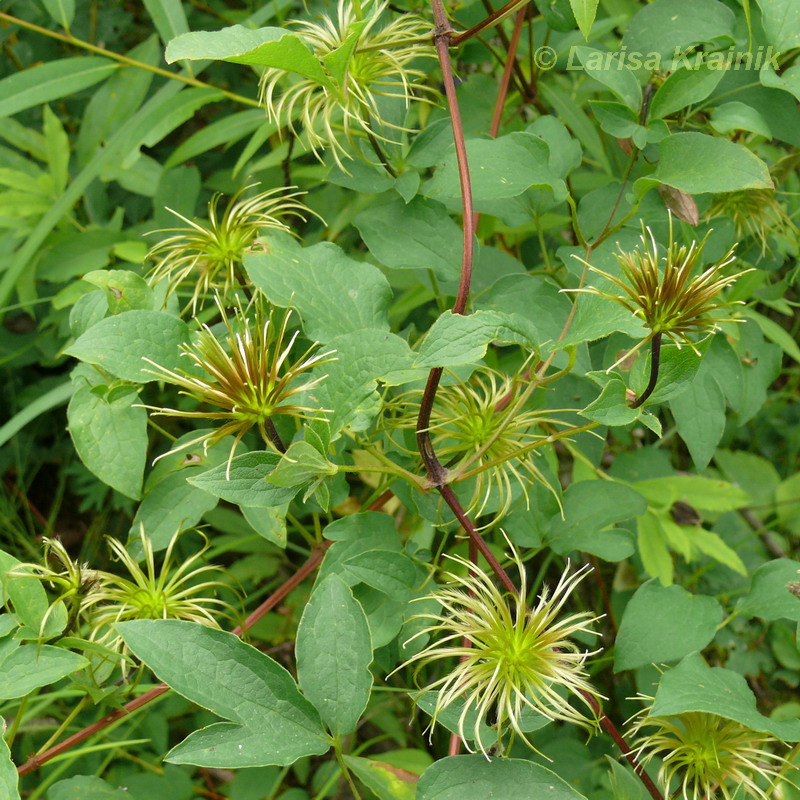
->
[401,544,603,758]
[629,706,793,800]
[259,0,436,170]
[146,184,314,312]
[571,215,750,354]
[88,528,238,674]
[144,295,335,474]
[386,366,567,524]
[707,189,797,257]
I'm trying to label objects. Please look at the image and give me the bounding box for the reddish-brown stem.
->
[588,554,618,636]
[437,485,517,594]
[417,0,475,487]
[588,694,664,800]
[432,8,474,317]
[451,0,527,45]
[489,7,526,138]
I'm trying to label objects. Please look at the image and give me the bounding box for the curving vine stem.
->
[419,4,665,798]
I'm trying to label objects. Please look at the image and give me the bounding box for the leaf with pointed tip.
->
[117,620,330,767]
[296,575,373,736]
[165,26,330,84]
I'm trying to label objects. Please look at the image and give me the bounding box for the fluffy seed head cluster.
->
[5,530,235,676]
[6,537,104,637]
[572,216,749,356]
[144,296,335,473]
[259,0,435,169]
[387,366,566,523]
[146,185,313,311]
[707,189,797,257]
[629,708,793,800]
[88,529,237,668]
[401,546,603,757]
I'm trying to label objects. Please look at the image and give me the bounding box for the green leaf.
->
[0,644,88,699]
[117,620,330,767]
[415,310,538,369]
[614,580,723,671]
[143,0,189,44]
[165,25,330,84]
[714,449,779,509]
[605,756,649,800]
[0,550,66,638]
[318,330,421,435]
[632,476,749,512]
[622,0,736,59]
[650,652,800,740]
[130,431,232,551]
[267,442,337,489]
[741,307,800,366]
[636,510,674,586]
[756,0,800,53]
[631,339,708,405]
[573,47,642,111]
[548,480,645,560]
[669,368,725,470]
[82,270,155,314]
[737,559,800,622]
[42,0,75,29]
[414,691,495,744]
[343,755,416,800]
[67,381,146,500]
[354,197,463,281]
[140,87,224,149]
[188,452,298,508]
[580,378,640,426]
[417,756,588,799]
[245,232,392,343]
[0,380,73,448]
[639,132,773,196]
[538,83,611,173]
[425,133,566,203]
[690,528,747,576]
[0,719,20,800]
[320,21,367,86]
[569,0,599,39]
[64,310,190,383]
[344,550,418,599]
[709,102,772,138]
[46,776,131,800]
[0,58,117,121]
[165,109,266,169]
[43,105,70,195]
[241,504,289,549]
[648,64,726,120]
[296,575,373,736]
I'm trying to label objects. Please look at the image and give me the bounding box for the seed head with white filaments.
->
[259,0,436,170]
[146,184,315,312]
[385,365,573,525]
[567,214,750,371]
[144,295,335,475]
[399,542,604,758]
[628,704,796,800]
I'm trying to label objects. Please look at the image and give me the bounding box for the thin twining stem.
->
[630,331,662,409]
[0,12,261,109]
[450,0,529,45]
[416,0,476,488]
